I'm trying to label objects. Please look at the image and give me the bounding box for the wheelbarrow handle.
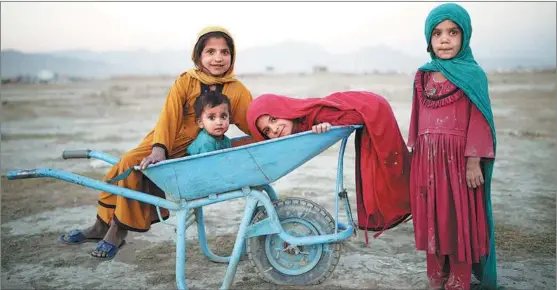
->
[7,169,40,180]
[62,149,119,165]
[62,149,92,159]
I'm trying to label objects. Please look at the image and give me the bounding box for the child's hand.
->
[466,157,484,189]
[312,122,331,134]
[140,147,167,170]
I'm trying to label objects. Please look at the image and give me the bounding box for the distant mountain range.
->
[2,42,555,79]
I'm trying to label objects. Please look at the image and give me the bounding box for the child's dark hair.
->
[193,31,235,67]
[194,91,232,119]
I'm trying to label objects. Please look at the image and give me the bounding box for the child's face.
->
[256,114,294,139]
[430,20,462,60]
[197,103,230,137]
[200,37,232,77]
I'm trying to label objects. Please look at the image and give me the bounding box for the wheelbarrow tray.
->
[140,125,359,201]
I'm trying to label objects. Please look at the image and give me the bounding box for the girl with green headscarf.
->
[407,3,498,290]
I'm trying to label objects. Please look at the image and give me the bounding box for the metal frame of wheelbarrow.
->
[7,125,361,290]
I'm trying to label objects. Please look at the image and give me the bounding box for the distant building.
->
[312,65,328,74]
[37,70,55,83]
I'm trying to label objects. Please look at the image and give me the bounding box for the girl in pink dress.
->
[408,3,498,290]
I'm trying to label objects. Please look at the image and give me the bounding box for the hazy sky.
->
[2,1,556,57]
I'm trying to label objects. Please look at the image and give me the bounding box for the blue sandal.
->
[59,229,102,245]
[90,239,126,260]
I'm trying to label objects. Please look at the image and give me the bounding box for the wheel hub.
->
[264,218,323,275]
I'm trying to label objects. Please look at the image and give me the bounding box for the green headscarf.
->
[418,3,498,289]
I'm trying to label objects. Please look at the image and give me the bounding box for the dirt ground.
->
[1,71,555,289]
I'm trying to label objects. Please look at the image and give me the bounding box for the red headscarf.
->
[247,92,411,241]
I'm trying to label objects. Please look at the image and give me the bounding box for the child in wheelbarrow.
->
[58,26,253,260]
[246,92,412,244]
[186,91,233,155]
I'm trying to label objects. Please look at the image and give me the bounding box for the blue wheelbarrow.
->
[7,125,362,289]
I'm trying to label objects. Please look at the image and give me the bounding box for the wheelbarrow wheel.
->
[247,197,341,285]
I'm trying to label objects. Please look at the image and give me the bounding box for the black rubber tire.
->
[247,197,342,285]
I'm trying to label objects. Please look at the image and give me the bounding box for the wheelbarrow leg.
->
[175,209,189,290]
[196,207,249,263]
[196,207,233,263]
[220,196,258,290]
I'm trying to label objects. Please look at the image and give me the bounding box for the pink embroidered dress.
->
[408,71,495,264]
